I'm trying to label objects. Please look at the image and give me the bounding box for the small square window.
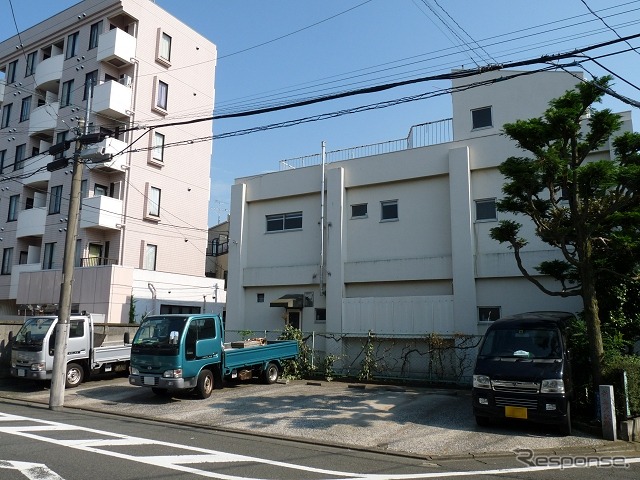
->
[315,308,326,323]
[472,106,492,129]
[257,293,264,303]
[381,200,398,221]
[351,203,367,218]
[475,198,497,221]
[478,306,501,322]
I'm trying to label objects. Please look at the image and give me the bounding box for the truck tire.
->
[197,369,214,399]
[262,362,279,385]
[65,363,84,388]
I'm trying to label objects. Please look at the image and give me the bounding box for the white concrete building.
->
[226,69,632,340]
[0,0,225,322]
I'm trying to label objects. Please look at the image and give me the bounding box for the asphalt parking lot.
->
[0,376,635,459]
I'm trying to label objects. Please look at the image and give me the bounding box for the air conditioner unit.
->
[118,74,132,87]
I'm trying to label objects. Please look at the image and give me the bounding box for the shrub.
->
[602,354,640,418]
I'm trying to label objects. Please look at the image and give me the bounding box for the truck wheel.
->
[262,362,279,385]
[559,402,572,436]
[197,369,214,399]
[65,363,84,388]
[475,415,491,427]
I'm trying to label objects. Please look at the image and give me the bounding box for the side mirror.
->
[169,331,179,345]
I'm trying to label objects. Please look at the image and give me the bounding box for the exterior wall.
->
[226,70,628,341]
[0,0,217,321]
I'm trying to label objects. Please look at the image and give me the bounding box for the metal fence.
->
[226,329,481,386]
[278,118,453,171]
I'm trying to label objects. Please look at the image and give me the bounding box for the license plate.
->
[17,369,26,377]
[143,376,155,386]
[505,406,528,419]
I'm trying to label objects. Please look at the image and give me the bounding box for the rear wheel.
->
[65,363,84,388]
[197,369,214,399]
[262,362,279,385]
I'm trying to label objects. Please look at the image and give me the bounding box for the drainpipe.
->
[320,141,326,296]
[148,283,156,314]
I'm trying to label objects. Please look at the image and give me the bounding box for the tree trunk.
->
[580,246,604,387]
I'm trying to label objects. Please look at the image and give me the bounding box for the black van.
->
[472,311,575,435]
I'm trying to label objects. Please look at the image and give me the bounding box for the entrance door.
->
[286,310,301,330]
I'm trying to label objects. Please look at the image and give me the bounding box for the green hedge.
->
[602,354,640,418]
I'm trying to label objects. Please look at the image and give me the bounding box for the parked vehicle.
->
[128,314,299,399]
[472,311,575,435]
[11,314,131,388]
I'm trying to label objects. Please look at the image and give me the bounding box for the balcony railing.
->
[279,117,453,170]
[34,54,63,92]
[92,80,132,118]
[79,195,123,230]
[29,102,59,136]
[0,80,5,104]
[80,257,118,267]
[16,206,47,238]
[97,28,136,67]
[207,240,229,257]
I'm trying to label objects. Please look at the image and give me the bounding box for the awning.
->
[270,294,304,309]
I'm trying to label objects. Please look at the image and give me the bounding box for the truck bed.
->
[93,344,132,364]
[223,340,298,370]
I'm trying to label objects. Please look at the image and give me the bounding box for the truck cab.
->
[472,311,574,435]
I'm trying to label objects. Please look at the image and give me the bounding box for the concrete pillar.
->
[599,385,617,441]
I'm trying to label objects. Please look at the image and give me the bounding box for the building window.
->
[478,306,501,322]
[257,293,264,303]
[1,104,11,128]
[315,308,326,324]
[89,21,103,50]
[83,70,98,100]
[54,130,68,159]
[43,242,55,270]
[19,96,31,122]
[158,31,172,64]
[94,183,108,196]
[155,79,168,111]
[6,60,17,83]
[266,211,302,232]
[25,51,37,76]
[144,244,157,271]
[381,200,398,221]
[1,248,13,275]
[472,106,492,129]
[7,195,19,221]
[0,150,5,174]
[475,198,497,221]
[48,185,63,214]
[61,80,74,107]
[152,132,165,162]
[147,186,161,217]
[13,143,25,171]
[66,32,79,59]
[351,203,367,218]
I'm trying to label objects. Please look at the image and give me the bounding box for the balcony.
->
[29,102,59,137]
[93,80,132,118]
[81,136,128,171]
[80,195,123,230]
[0,80,4,104]
[34,54,63,92]
[22,154,52,187]
[97,28,136,67]
[11,262,43,299]
[16,206,47,238]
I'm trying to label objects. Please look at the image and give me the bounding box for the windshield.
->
[479,327,562,359]
[133,316,187,346]
[13,317,55,346]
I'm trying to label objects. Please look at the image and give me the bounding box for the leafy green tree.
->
[490,76,640,386]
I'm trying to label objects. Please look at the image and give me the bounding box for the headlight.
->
[130,366,139,375]
[541,379,565,393]
[30,362,45,372]
[473,375,491,389]
[163,369,182,378]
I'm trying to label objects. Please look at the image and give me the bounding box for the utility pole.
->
[49,81,92,410]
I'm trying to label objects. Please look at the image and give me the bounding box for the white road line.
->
[0,460,64,480]
[0,412,637,480]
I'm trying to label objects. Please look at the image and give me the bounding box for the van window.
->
[479,328,561,359]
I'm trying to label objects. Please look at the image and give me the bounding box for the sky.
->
[2,0,639,226]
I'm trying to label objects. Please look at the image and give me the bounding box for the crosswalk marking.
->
[0,460,64,480]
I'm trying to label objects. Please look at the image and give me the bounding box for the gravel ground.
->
[0,377,626,458]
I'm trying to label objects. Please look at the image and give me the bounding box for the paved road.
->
[0,376,636,459]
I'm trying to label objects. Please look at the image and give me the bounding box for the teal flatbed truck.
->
[128,314,299,398]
